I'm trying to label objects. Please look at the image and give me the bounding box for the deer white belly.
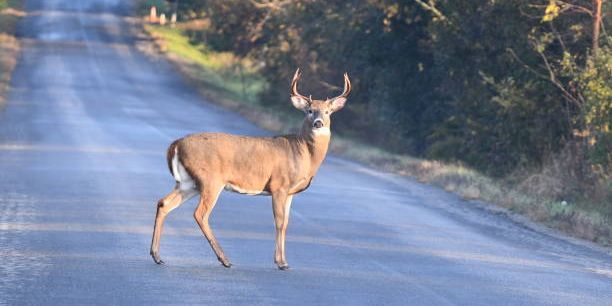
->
[224,183,270,196]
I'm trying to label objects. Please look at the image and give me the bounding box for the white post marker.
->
[149,6,157,23]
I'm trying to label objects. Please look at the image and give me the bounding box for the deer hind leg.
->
[193,183,231,267]
[150,187,197,264]
[273,192,292,270]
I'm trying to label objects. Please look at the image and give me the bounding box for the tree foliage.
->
[170,0,610,186]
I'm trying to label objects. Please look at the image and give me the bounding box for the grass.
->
[143,24,294,132]
[142,23,611,247]
[0,0,24,108]
[0,0,20,10]
[145,25,265,104]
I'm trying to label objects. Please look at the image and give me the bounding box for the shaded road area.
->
[0,0,610,305]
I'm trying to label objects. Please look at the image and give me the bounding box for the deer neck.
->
[298,120,331,175]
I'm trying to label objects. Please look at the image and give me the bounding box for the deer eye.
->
[308,109,313,114]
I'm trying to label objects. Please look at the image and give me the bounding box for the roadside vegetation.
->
[140,0,610,246]
[0,0,23,108]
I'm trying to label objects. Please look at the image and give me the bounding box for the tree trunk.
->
[171,0,179,26]
[592,0,602,57]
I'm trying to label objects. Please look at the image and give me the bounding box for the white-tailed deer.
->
[150,69,351,270]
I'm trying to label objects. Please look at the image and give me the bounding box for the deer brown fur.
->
[150,69,351,270]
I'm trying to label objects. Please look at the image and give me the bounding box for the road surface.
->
[0,0,610,305]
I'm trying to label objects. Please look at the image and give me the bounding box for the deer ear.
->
[329,97,347,112]
[291,95,310,111]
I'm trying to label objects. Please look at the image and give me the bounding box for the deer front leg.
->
[272,192,293,270]
[193,185,231,268]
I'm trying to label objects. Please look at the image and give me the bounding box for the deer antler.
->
[291,68,311,103]
[331,73,351,100]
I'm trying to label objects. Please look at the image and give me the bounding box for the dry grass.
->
[141,21,611,247]
[0,2,24,108]
[332,136,610,245]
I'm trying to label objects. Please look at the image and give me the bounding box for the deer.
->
[150,68,351,270]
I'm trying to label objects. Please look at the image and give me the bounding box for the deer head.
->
[290,68,351,135]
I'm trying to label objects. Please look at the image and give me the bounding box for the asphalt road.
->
[1,1,611,305]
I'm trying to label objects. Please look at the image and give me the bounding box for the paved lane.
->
[0,0,610,305]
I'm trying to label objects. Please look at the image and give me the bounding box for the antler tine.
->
[341,73,351,97]
[332,72,351,100]
[291,68,300,91]
[291,68,310,101]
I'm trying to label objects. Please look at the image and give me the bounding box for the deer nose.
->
[313,119,323,128]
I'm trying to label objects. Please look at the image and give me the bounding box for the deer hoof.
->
[151,253,165,265]
[221,260,232,268]
[278,264,290,271]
